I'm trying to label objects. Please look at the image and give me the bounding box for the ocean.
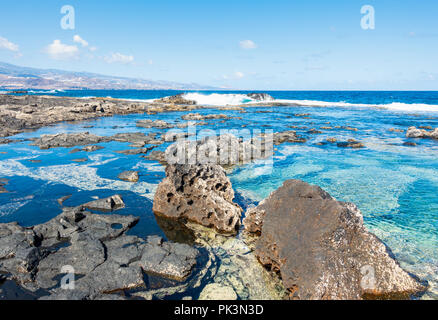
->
[0,90,437,299]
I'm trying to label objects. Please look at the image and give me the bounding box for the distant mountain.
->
[0,62,215,90]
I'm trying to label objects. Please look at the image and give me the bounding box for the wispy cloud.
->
[104,52,134,64]
[239,40,257,50]
[0,36,20,55]
[73,35,89,47]
[45,40,79,60]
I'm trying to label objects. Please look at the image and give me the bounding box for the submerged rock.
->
[138,236,199,281]
[244,179,427,300]
[153,164,242,234]
[118,171,139,182]
[199,283,237,300]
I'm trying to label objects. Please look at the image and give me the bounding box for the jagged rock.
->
[155,94,197,105]
[243,180,427,300]
[83,195,125,212]
[118,171,139,182]
[139,236,199,281]
[406,126,438,139]
[199,283,238,300]
[153,164,242,234]
[247,93,274,101]
[164,134,272,167]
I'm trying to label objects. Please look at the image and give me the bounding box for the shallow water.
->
[1,91,438,299]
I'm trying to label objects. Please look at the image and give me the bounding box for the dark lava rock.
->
[0,201,200,300]
[138,235,199,281]
[243,180,427,300]
[153,164,242,234]
[31,132,109,149]
[155,94,197,105]
[83,195,125,212]
[247,93,274,101]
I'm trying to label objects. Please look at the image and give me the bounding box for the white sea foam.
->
[0,157,158,200]
[151,92,438,112]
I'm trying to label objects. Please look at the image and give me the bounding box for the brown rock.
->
[243,180,426,300]
[153,164,242,234]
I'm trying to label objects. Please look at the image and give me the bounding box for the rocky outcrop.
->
[155,94,197,105]
[118,171,139,182]
[153,164,242,234]
[164,134,273,167]
[31,132,163,150]
[31,132,108,149]
[0,200,200,300]
[243,180,427,300]
[406,126,438,140]
[247,93,274,101]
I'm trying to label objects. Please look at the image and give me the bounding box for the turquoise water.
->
[1,91,437,299]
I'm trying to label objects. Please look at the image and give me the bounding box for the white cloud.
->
[73,35,89,47]
[45,40,79,60]
[104,52,134,64]
[0,36,19,52]
[89,46,97,52]
[239,40,257,50]
[234,71,245,79]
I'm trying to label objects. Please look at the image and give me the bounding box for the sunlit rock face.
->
[244,179,427,300]
[153,164,242,234]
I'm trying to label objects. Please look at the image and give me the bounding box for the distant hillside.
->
[0,62,215,90]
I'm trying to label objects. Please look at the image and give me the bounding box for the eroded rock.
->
[244,179,427,300]
[153,164,242,234]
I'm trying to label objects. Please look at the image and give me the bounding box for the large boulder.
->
[244,180,427,300]
[153,164,242,234]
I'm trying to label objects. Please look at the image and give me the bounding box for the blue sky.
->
[0,0,437,90]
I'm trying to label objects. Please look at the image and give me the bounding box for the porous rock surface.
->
[153,164,242,234]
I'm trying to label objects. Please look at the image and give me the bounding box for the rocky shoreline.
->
[0,93,435,300]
